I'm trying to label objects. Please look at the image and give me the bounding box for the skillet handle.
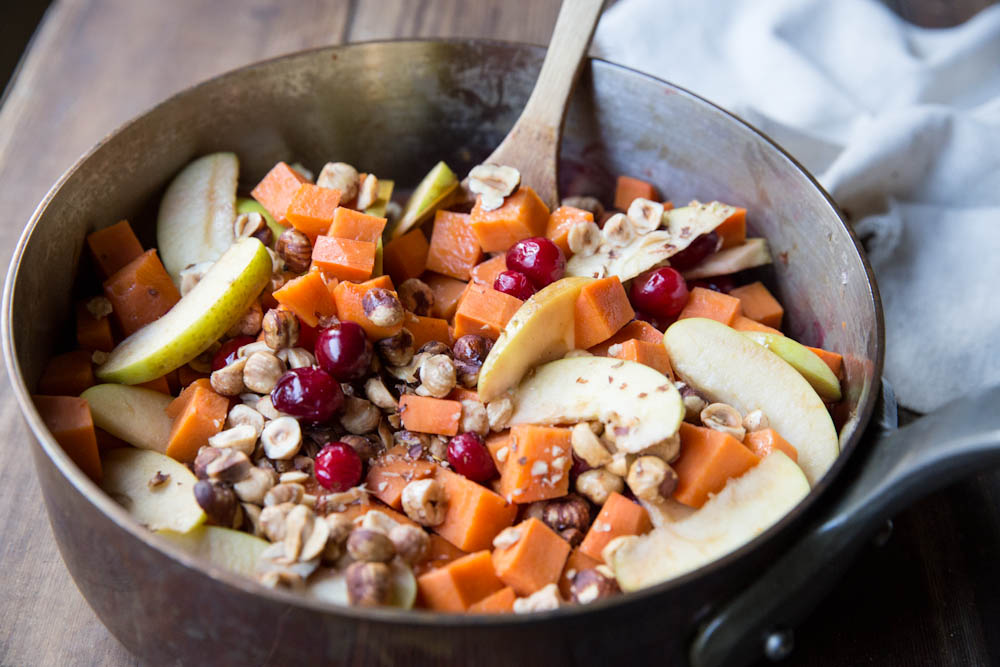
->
[688,382,1000,667]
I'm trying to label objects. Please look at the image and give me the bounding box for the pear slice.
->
[477,276,593,402]
[307,559,418,609]
[681,238,772,280]
[664,318,838,484]
[387,161,458,240]
[82,384,173,453]
[741,331,842,402]
[365,179,394,218]
[509,357,683,453]
[101,448,206,533]
[157,526,270,577]
[157,152,239,284]
[96,238,272,385]
[237,197,286,239]
[609,451,808,591]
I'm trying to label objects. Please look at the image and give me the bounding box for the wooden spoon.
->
[481,0,606,209]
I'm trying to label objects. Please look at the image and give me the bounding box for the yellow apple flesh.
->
[101,448,206,533]
[82,384,173,453]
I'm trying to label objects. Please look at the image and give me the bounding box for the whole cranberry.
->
[630,267,689,320]
[297,317,319,351]
[315,321,372,381]
[668,231,721,271]
[212,335,256,371]
[634,311,668,331]
[506,237,565,288]
[447,432,497,482]
[315,441,363,492]
[271,367,343,423]
[493,270,535,301]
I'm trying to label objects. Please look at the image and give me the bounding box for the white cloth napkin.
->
[593,0,1000,412]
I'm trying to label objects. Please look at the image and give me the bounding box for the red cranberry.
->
[315,321,372,381]
[271,367,343,423]
[297,318,319,351]
[446,432,497,482]
[315,441,363,492]
[570,451,591,481]
[687,276,736,294]
[212,336,256,371]
[668,231,721,271]
[630,267,689,320]
[493,270,535,300]
[505,237,565,288]
[634,311,668,331]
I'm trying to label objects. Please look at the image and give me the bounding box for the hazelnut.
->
[362,288,404,327]
[275,228,312,273]
[259,502,295,541]
[262,308,299,350]
[454,360,481,388]
[243,351,285,394]
[401,478,447,526]
[264,482,305,507]
[700,403,746,441]
[283,504,330,562]
[204,447,252,484]
[561,195,605,220]
[459,400,489,436]
[743,409,769,433]
[356,173,379,210]
[570,568,620,604]
[538,494,591,547]
[346,529,397,563]
[468,164,520,211]
[453,334,492,365]
[601,213,636,247]
[571,422,613,467]
[193,446,224,480]
[418,340,452,357]
[389,524,430,565]
[626,456,678,502]
[261,416,302,460]
[194,480,238,527]
[346,561,392,607]
[207,423,258,457]
[567,221,602,257]
[278,347,316,369]
[340,397,381,435]
[394,430,431,456]
[233,466,276,505]
[227,404,265,438]
[339,434,380,462]
[178,262,213,296]
[397,278,435,316]
[364,376,398,411]
[675,381,708,421]
[317,162,360,201]
[576,469,624,505]
[376,329,415,367]
[210,357,247,396]
[512,583,563,613]
[234,211,273,245]
[417,354,456,398]
[626,197,665,234]
[486,396,513,432]
[227,300,264,337]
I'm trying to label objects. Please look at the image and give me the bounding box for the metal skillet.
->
[4,39,1000,666]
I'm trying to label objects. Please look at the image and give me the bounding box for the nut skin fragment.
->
[275,228,312,273]
[376,329,415,367]
[626,456,678,502]
[346,561,392,607]
[363,288,405,328]
[262,308,299,350]
[576,469,624,505]
[700,403,746,442]
[397,279,434,316]
[261,416,303,460]
[570,568,621,604]
[243,351,285,394]
[347,529,397,563]
[317,162,360,201]
[400,478,447,526]
[211,357,248,396]
[571,422,613,467]
[194,480,238,527]
[417,354,456,398]
[389,524,430,565]
[626,198,665,234]
[339,434,381,462]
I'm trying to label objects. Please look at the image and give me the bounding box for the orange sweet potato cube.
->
[731,315,783,335]
[492,517,572,596]
[469,254,508,287]
[416,550,505,612]
[588,320,663,356]
[423,272,469,320]
[574,276,634,349]
[610,338,674,380]
[578,492,652,562]
[329,206,387,243]
[103,249,180,335]
[165,382,229,463]
[383,228,429,286]
[498,425,572,504]
[33,395,101,482]
[332,276,402,340]
[398,394,462,436]
[286,184,342,240]
[677,287,743,325]
[807,346,844,378]
[413,534,468,577]
[76,302,114,352]
[402,312,451,349]
[744,428,798,462]
[365,446,437,509]
[673,422,761,509]
[614,176,658,211]
[469,186,550,253]
[433,467,518,552]
[484,430,511,470]
[425,210,483,281]
[715,207,747,249]
[468,586,516,613]
[37,350,95,397]
[272,270,338,328]
[729,281,783,328]
[86,219,144,279]
[251,162,310,226]
[311,235,376,282]
[546,206,594,255]
[453,282,522,340]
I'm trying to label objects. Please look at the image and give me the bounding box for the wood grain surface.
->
[0,1,997,666]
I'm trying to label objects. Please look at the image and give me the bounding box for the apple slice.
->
[96,238,272,385]
[157,526,270,577]
[664,318,838,484]
[609,451,808,591]
[681,238,772,280]
[237,196,286,239]
[82,384,173,453]
[387,161,458,240]
[307,559,418,609]
[365,179,395,218]
[477,276,593,402]
[741,331,842,402]
[101,448,206,533]
[509,357,683,453]
[157,152,239,284]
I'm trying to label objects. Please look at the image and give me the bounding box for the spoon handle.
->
[485,0,606,209]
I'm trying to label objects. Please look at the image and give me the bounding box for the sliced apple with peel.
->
[82,384,173,453]
[101,448,206,533]
[365,179,394,218]
[477,276,593,402]
[307,559,418,609]
[156,526,270,577]
[741,331,842,402]
[387,161,458,240]
[237,196,286,239]
[157,152,239,284]
[664,318,838,484]
[96,238,272,385]
[509,357,683,453]
[610,451,808,591]
[681,238,772,280]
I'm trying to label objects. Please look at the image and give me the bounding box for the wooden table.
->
[1,1,997,665]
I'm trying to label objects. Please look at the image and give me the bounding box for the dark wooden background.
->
[1,1,998,665]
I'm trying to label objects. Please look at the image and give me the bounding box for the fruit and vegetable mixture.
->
[33,154,845,612]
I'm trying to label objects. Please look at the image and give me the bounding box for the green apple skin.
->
[157,526,270,577]
[509,357,683,453]
[741,331,842,402]
[157,152,239,284]
[237,197,286,239]
[82,384,173,453]
[664,317,838,485]
[681,238,772,280]
[96,238,272,385]
[365,179,394,218]
[477,276,593,402]
[387,161,458,240]
[610,451,808,591]
[101,448,206,533]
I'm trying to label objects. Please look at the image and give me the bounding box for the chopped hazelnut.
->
[397,278,434,316]
[347,529,397,563]
[401,478,447,526]
[262,308,299,350]
[275,228,312,273]
[363,288,404,328]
